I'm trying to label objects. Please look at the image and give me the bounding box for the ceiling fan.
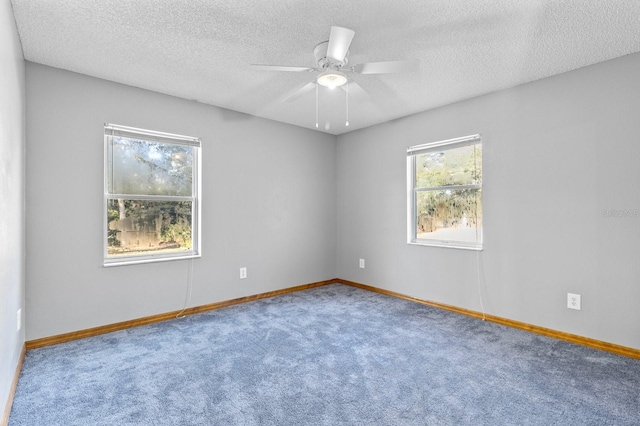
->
[252,26,418,104]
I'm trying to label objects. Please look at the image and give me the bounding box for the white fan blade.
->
[252,65,314,72]
[282,82,317,102]
[326,26,355,63]
[341,81,370,104]
[354,60,419,74]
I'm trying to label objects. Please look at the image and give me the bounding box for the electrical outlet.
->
[359,258,365,269]
[17,308,21,332]
[239,267,247,279]
[567,293,581,310]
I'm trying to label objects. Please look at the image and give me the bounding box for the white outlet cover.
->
[567,293,581,310]
[359,259,365,269]
[240,267,247,279]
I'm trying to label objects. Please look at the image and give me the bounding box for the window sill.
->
[408,240,483,251]
[103,252,201,267]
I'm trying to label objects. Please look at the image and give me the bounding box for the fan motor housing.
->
[314,41,348,69]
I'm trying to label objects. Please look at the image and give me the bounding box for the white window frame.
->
[407,134,482,250]
[103,124,202,266]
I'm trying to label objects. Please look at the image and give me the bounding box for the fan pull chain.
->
[345,82,350,127]
[315,84,319,128]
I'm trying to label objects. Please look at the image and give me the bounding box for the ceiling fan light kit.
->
[317,69,347,88]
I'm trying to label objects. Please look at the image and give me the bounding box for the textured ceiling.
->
[10,0,640,135]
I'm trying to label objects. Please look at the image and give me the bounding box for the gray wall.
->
[25,63,337,340]
[22,43,640,351]
[0,0,26,414]
[336,52,640,350]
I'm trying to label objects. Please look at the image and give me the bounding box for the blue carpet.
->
[9,284,640,425]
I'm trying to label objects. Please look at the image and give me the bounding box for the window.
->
[104,124,201,266]
[407,134,482,250]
